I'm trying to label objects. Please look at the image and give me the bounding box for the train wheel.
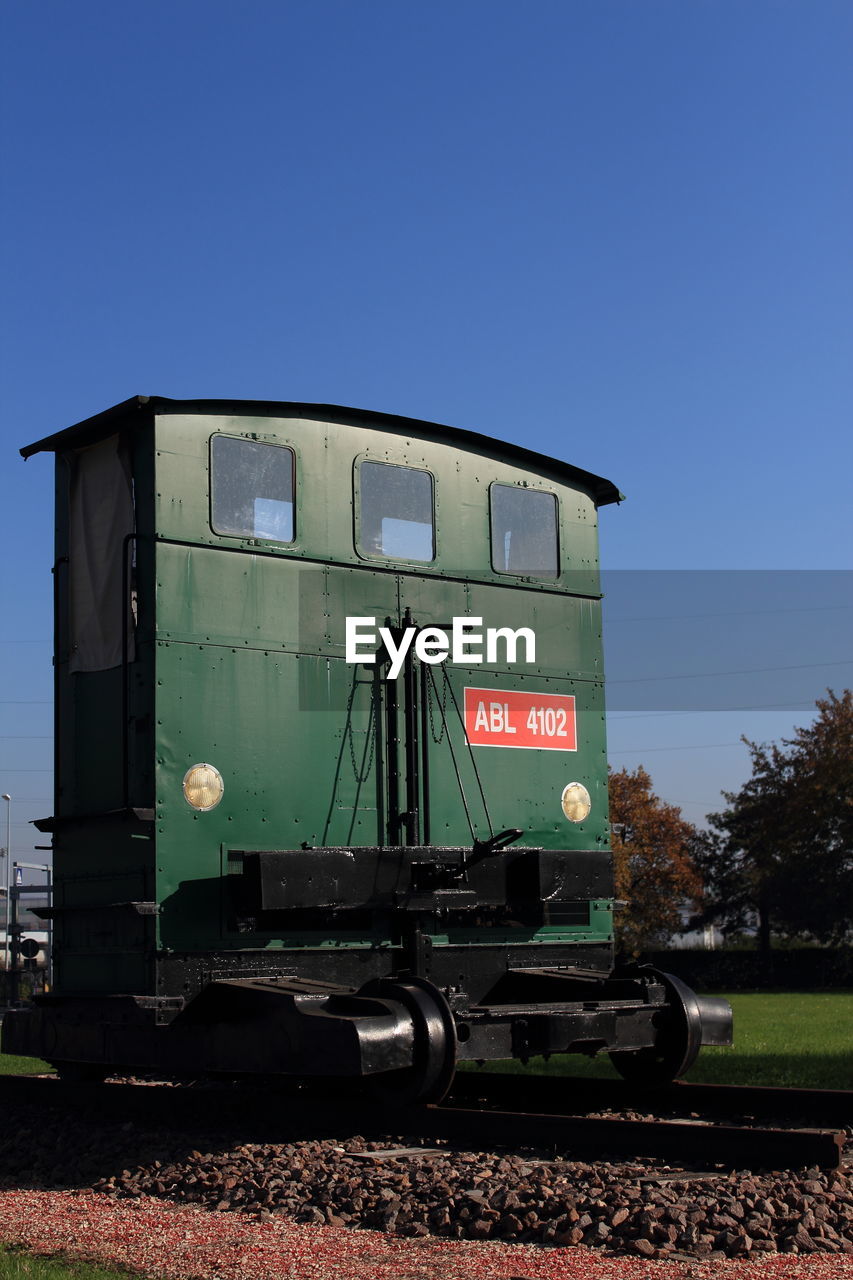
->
[358,975,457,1105]
[609,971,704,1087]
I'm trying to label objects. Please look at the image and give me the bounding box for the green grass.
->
[0,1052,52,1076]
[460,990,853,1089]
[0,1248,139,1280]
[689,990,853,1088]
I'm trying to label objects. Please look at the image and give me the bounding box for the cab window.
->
[211,436,295,543]
[490,484,559,577]
[358,461,435,562]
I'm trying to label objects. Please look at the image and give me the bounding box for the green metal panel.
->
[154,644,385,950]
[420,667,609,850]
[151,412,603,591]
[148,409,613,957]
[155,542,306,652]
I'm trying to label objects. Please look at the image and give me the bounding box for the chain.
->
[347,679,377,780]
[426,664,448,743]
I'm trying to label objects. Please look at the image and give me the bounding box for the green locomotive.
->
[4,397,730,1098]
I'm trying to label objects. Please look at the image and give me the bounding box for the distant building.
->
[669,922,724,950]
[1,891,50,968]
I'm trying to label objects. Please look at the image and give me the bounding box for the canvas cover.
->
[67,433,135,672]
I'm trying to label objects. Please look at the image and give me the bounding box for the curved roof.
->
[21,394,624,506]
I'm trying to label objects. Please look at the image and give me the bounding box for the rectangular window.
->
[211,436,295,543]
[358,460,435,562]
[490,484,559,578]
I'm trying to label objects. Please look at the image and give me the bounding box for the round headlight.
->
[183,763,224,812]
[561,781,591,823]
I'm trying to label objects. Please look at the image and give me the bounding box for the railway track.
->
[1,1072,850,1260]
[2,1071,849,1171]
[450,1069,853,1126]
[438,1071,850,1171]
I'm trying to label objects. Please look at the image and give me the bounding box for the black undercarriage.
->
[4,956,732,1101]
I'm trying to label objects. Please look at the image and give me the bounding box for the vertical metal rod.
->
[372,669,386,849]
[8,871,18,1007]
[1,795,10,981]
[47,864,53,990]
[419,661,431,847]
[402,611,420,846]
[442,674,495,839]
[426,667,476,843]
[384,654,399,846]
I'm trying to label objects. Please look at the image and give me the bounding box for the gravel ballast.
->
[90,1137,852,1260]
[0,1085,850,1271]
[1,1189,853,1280]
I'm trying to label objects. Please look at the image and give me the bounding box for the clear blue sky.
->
[1,1,851,857]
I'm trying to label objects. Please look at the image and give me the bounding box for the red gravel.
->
[1,1190,852,1280]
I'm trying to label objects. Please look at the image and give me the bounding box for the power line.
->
[607,702,816,719]
[609,660,851,684]
[605,604,852,624]
[610,742,744,754]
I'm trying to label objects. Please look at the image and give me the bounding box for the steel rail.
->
[450,1070,853,1127]
[428,1097,845,1172]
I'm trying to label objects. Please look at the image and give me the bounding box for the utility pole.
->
[1,795,11,981]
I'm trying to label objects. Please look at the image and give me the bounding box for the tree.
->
[697,690,853,950]
[608,765,702,956]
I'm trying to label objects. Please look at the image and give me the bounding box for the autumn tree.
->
[696,690,853,951]
[608,765,702,956]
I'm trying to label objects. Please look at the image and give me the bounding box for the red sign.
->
[463,687,577,751]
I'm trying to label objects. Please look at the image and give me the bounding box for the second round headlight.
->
[561,781,591,823]
[182,763,224,812]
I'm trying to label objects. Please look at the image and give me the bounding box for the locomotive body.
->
[4,397,730,1097]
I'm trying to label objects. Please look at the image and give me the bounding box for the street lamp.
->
[2,794,10,976]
